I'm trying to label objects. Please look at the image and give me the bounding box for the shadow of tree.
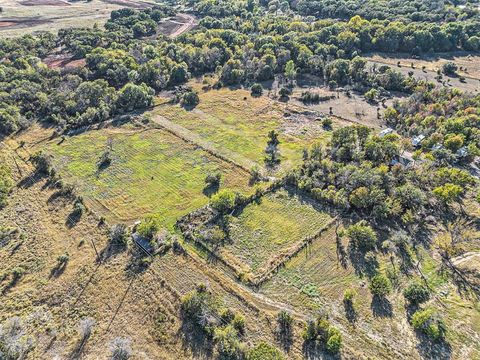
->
[370,295,393,318]
[343,300,357,325]
[178,319,214,359]
[202,182,219,198]
[416,332,452,360]
[302,341,342,360]
[49,261,68,279]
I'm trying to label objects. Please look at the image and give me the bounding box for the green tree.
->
[210,189,236,213]
[346,220,377,251]
[403,281,430,305]
[369,274,391,297]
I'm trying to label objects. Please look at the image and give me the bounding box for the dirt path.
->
[169,13,197,38]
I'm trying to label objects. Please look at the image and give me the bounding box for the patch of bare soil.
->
[101,0,151,9]
[0,18,50,31]
[43,54,86,69]
[20,0,70,5]
[0,21,17,28]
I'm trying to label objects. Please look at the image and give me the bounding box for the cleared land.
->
[150,84,332,175]
[366,53,480,94]
[219,189,333,278]
[0,0,155,37]
[38,125,252,227]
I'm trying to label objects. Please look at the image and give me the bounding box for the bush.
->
[136,216,160,240]
[214,325,245,359]
[343,288,356,303]
[248,342,285,360]
[369,273,391,297]
[326,327,342,353]
[302,316,342,353]
[110,337,132,360]
[110,224,128,245]
[78,318,96,341]
[205,172,221,187]
[403,281,430,305]
[182,91,199,107]
[210,189,236,213]
[322,117,333,129]
[277,310,293,334]
[411,308,446,340]
[251,83,263,96]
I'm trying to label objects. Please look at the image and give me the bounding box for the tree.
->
[442,62,457,76]
[182,91,199,107]
[284,60,296,84]
[110,224,128,245]
[0,105,23,135]
[346,220,377,251]
[248,342,285,360]
[136,216,160,239]
[403,281,430,305]
[411,308,446,340]
[369,273,391,297]
[251,83,263,97]
[110,337,132,360]
[265,130,281,166]
[210,189,236,213]
[116,83,154,112]
[0,164,13,208]
[433,183,463,205]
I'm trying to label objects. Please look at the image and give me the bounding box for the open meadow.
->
[150,83,334,175]
[36,125,252,227]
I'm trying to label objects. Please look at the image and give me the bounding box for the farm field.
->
[219,189,333,278]
[38,125,252,227]
[150,84,333,175]
[0,0,155,37]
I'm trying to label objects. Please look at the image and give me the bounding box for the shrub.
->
[205,172,221,187]
[369,274,391,297]
[251,83,263,96]
[403,281,430,305]
[110,337,132,360]
[326,327,342,353]
[343,288,357,303]
[57,253,70,265]
[110,224,128,245]
[182,91,199,107]
[210,189,236,213]
[248,342,285,360]
[411,308,446,340]
[214,325,245,359]
[322,117,333,129]
[136,216,160,240]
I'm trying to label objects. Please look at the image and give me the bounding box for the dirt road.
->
[169,13,197,37]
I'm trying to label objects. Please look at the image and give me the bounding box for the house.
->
[432,144,443,151]
[390,152,415,168]
[412,135,425,148]
[379,128,394,137]
[456,146,469,158]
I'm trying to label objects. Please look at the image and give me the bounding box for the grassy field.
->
[41,126,252,227]
[219,189,333,277]
[259,224,355,310]
[150,84,332,175]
